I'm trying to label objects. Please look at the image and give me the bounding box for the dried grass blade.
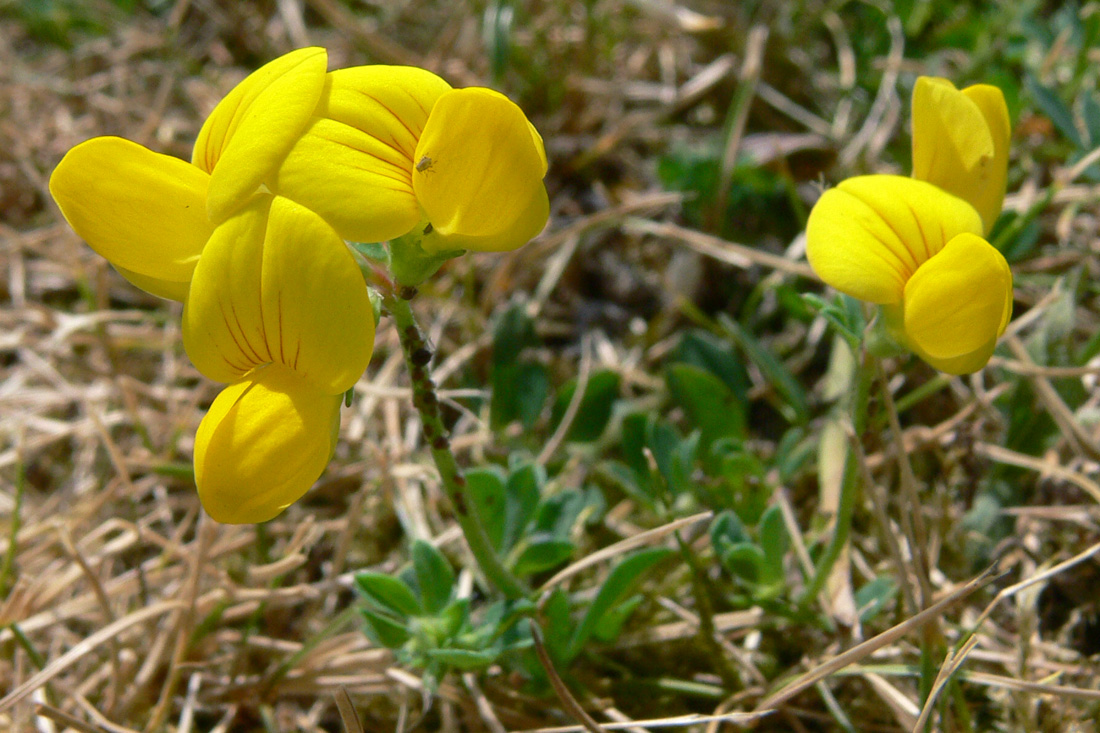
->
[753,566,997,712]
[539,511,713,597]
[0,600,184,712]
[333,687,364,733]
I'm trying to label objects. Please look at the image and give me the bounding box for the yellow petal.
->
[421,184,549,254]
[194,364,341,523]
[260,196,375,391]
[182,195,374,392]
[918,339,1001,376]
[961,83,1011,234]
[320,65,452,159]
[413,88,548,248]
[273,66,451,242]
[183,196,272,382]
[49,136,211,300]
[274,118,421,242]
[805,175,984,304]
[911,76,1010,234]
[902,232,1012,373]
[114,265,192,301]
[192,47,328,223]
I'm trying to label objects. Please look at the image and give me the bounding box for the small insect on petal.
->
[416,155,433,172]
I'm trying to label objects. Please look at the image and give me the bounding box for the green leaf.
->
[551,370,621,443]
[482,1,514,84]
[591,594,643,643]
[710,510,749,547]
[595,459,655,509]
[672,330,749,397]
[567,548,672,660]
[515,362,550,428]
[667,363,747,443]
[645,419,697,496]
[360,609,411,648]
[426,647,499,670]
[620,412,651,479]
[412,541,455,615]
[646,418,682,491]
[491,364,522,429]
[855,577,897,622]
[721,316,809,423]
[758,505,789,585]
[802,293,863,351]
[354,572,421,618]
[491,304,545,430]
[465,467,508,551]
[439,598,471,638]
[492,303,537,368]
[718,543,766,584]
[512,537,574,576]
[1083,92,1100,149]
[1026,76,1083,148]
[775,427,813,484]
[540,588,572,663]
[534,487,603,539]
[714,447,768,523]
[503,462,544,552]
[492,362,550,431]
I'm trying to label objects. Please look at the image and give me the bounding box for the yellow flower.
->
[911,76,1010,235]
[270,68,549,253]
[184,195,374,523]
[52,137,375,522]
[50,47,546,521]
[806,176,1012,375]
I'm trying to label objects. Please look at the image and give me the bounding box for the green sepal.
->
[869,305,910,359]
[349,240,389,262]
[388,227,465,287]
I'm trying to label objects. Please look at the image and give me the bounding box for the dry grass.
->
[3,0,1100,731]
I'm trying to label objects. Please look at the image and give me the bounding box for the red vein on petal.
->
[277,295,286,366]
[905,200,933,264]
[230,301,266,364]
[220,303,255,370]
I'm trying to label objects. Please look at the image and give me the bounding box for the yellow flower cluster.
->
[50,48,549,523]
[806,77,1012,374]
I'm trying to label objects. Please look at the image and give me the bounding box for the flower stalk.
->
[799,344,875,610]
[382,291,530,600]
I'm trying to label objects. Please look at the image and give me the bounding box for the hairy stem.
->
[383,292,529,600]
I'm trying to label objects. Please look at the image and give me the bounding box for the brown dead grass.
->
[2,1,1100,732]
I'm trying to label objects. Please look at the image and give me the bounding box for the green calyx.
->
[388,223,466,287]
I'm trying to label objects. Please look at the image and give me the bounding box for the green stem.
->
[876,362,942,712]
[799,348,874,609]
[382,292,529,600]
